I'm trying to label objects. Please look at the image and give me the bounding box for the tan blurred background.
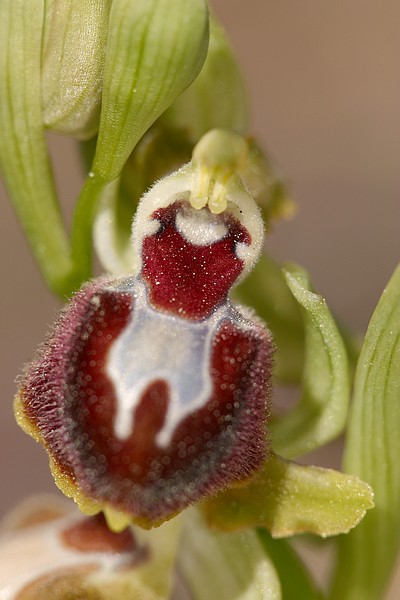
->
[1,0,400,593]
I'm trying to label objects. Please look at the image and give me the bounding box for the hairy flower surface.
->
[15,167,273,530]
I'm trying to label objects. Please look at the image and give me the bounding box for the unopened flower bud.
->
[41,0,112,139]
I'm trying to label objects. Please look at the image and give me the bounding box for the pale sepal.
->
[93,178,136,276]
[0,495,182,600]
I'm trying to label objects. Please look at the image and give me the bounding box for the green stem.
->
[71,173,107,283]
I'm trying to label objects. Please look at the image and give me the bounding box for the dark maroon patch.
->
[61,513,137,553]
[141,202,251,319]
[19,279,132,483]
[58,295,272,524]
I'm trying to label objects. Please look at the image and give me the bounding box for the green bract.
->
[161,14,248,141]
[93,0,209,182]
[72,0,209,281]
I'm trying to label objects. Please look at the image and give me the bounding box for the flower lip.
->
[16,271,274,528]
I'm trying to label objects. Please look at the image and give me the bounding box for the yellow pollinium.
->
[190,129,249,214]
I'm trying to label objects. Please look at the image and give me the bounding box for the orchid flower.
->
[4,2,400,599]
[5,132,372,599]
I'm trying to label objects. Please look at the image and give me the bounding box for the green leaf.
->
[0,0,78,296]
[42,0,112,139]
[178,509,281,600]
[234,254,305,384]
[256,531,322,600]
[271,265,350,458]
[202,455,374,539]
[161,14,248,142]
[93,0,209,182]
[330,264,400,600]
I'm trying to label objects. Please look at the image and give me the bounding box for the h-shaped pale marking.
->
[107,279,232,448]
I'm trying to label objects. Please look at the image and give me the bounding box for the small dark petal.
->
[61,513,138,554]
